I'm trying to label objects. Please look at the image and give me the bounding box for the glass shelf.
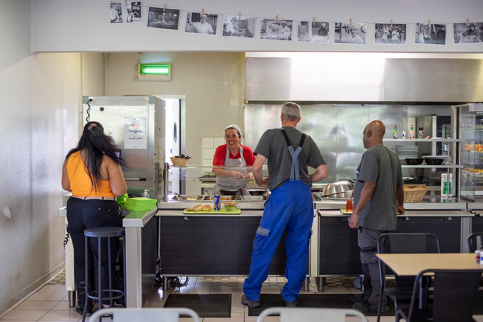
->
[385,138,462,143]
[401,165,463,169]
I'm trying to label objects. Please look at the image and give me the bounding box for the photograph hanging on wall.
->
[415,23,446,45]
[454,22,483,43]
[110,1,141,24]
[375,23,406,44]
[110,2,122,23]
[335,22,367,44]
[297,21,329,43]
[147,7,179,30]
[260,19,293,41]
[223,15,255,38]
[186,12,218,35]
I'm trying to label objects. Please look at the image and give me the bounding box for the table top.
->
[376,253,483,276]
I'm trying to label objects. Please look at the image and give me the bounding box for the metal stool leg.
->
[82,236,88,322]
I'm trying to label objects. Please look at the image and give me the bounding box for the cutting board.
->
[183,208,241,214]
[340,209,352,215]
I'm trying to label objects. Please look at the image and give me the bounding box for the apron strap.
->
[280,128,306,181]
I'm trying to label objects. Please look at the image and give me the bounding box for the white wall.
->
[0,1,87,316]
[32,0,483,53]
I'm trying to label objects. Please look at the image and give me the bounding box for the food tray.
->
[340,209,352,215]
[183,208,241,214]
[403,185,428,202]
[170,157,189,166]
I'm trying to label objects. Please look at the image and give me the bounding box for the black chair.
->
[376,233,440,322]
[83,227,125,322]
[468,232,483,253]
[397,268,483,322]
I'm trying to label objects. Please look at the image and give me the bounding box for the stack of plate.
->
[395,145,418,165]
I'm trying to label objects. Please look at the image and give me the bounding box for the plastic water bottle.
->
[143,189,150,198]
[393,125,398,139]
[410,125,415,139]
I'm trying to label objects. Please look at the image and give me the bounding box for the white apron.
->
[214,145,249,195]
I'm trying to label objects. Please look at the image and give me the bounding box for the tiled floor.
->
[2,272,483,321]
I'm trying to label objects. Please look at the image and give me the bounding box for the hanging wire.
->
[86,98,93,123]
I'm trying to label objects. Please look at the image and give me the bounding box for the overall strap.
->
[280,128,306,181]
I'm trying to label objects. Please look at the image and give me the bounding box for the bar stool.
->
[82,227,125,322]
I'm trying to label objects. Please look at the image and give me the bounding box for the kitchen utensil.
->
[249,189,268,196]
[423,157,445,165]
[321,180,354,197]
[406,158,423,165]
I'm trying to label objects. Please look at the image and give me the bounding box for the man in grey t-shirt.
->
[241,102,328,308]
[349,120,405,313]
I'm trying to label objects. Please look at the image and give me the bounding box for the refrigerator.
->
[82,96,165,198]
[454,103,483,200]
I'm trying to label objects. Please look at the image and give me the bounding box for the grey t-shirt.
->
[353,145,403,231]
[254,126,326,191]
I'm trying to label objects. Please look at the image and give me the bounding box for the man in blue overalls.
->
[242,102,329,308]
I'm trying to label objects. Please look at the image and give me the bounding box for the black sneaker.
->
[353,301,389,313]
[282,299,297,307]
[350,293,368,303]
[241,294,261,308]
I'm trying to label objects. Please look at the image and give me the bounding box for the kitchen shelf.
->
[385,138,462,143]
[401,165,463,169]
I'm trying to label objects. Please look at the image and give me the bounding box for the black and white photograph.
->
[125,2,142,23]
[186,12,218,35]
[260,19,293,41]
[223,15,255,38]
[415,23,446,45]
[335,22,367,44]
[454,22,483,43]
[375,23,406,44]
[147,7,179,30]
[110,2,122,23]
[297,21,329,43]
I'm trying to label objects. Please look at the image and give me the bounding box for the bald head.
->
[363,120,385,148]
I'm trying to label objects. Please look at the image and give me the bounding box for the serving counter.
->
[121,196,483,307]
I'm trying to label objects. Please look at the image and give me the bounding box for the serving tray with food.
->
[183,202,241,214]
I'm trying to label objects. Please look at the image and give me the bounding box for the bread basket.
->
[403,185,428,202]
[170,157,189,166]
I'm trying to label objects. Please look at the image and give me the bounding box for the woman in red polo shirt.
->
[212,124,255,195]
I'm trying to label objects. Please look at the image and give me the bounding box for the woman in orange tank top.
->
[62,121,127,315]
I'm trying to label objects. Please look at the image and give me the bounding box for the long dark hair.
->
[65,121,124,190]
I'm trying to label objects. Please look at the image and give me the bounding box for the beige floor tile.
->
[230,295,245,314]
[211,286,243,293]
[178,287,212,294]
[1,310,47,321]
[366,315,395,322]
[27,293,67,302]
[315,287,352,294]
[15,301,59,311]
[259,287,281,294]
[203,312,244,322]
[0,320,36,322]
[38,310,81,321]
[51,301,75,311]
[36,286,68,294]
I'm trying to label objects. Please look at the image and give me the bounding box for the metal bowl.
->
[321,180,354,198]
[406,158,423,165]
[249,189,268,196]
[424,158,445,165]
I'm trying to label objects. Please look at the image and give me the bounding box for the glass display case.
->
[455,103,483,201]
[163,163,269,201]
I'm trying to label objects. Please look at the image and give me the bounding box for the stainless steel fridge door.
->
[82,96,156,197]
